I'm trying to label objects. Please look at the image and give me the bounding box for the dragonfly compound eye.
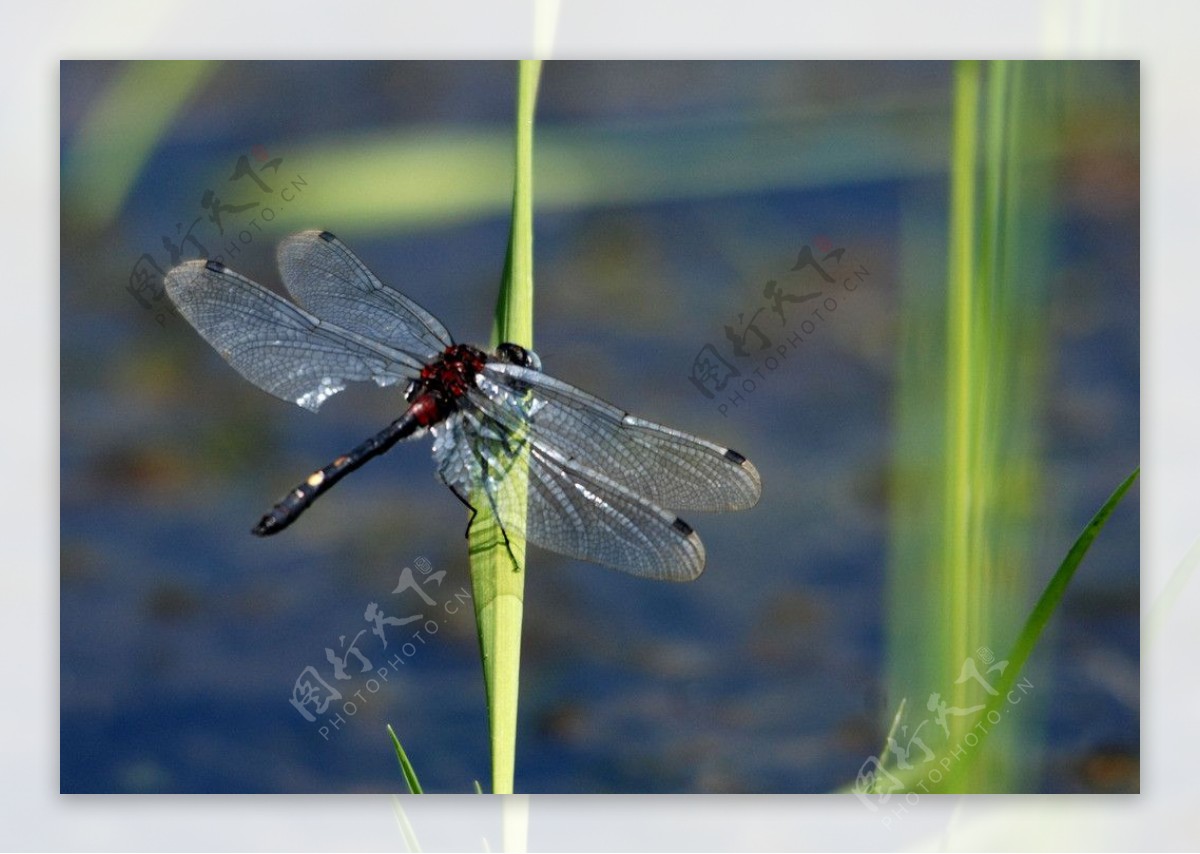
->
[495,342,541,370]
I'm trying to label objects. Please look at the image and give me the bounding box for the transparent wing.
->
[482,362,761,512]
[522,439,706,581]
[277,230,453,362]
[164,259,424,411]
[433,400,705,582]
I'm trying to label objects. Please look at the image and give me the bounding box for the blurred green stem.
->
[891,59,1056,793]
[942,61,982,760]
[64,61,217,227]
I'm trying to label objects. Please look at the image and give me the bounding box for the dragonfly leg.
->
[447,484,521,572]
[445,484,478,539]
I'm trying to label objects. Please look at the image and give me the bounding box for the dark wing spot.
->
[671,517,695,537]
[724,448,748,465]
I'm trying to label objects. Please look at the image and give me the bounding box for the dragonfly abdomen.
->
[252,407,426,536]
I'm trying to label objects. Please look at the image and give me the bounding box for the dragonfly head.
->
[495,342,541,371]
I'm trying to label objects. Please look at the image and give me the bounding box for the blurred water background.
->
[60,60,1138,793]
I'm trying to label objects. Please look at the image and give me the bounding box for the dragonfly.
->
[164,230,761,581]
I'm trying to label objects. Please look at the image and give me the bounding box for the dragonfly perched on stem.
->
[165,230,761,581]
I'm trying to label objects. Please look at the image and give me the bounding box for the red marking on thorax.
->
[408,345,487,427]
[418,344,485,399]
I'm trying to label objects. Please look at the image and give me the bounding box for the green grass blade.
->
[469,59,541,797]
[937,466,1140,790]
[386,724,424,794]
[993,467,1138,696]
[852,466,1139,794]
[490,61,539,350]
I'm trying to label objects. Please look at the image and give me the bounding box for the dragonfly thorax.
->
[405,344,487,406]
[403,342,542,410]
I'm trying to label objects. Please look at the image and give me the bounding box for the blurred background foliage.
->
[60,61,1138,793]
